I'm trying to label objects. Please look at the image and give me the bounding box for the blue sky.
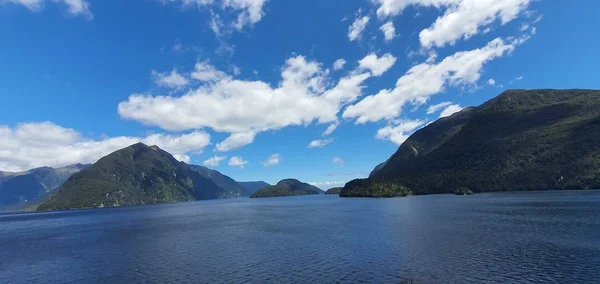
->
[1,0,599,188]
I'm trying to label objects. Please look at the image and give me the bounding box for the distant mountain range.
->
[342,89,600,197]
[238,181,271,195]
[38,143,252,211]
[0,164,89,210]
[250,179,323,198]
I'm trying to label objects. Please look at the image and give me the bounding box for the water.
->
[1,191,599,283]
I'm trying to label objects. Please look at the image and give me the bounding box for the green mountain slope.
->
[37,143,243,211]
[250,179,323,198]
[342,89,600,197]
[324,187,342,195]
[0,164,88,210]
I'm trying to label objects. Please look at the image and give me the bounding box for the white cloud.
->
[166,0,267,35]
[375,0,457,18]
[332,157,344,164]
[228,156,248,168]
[488,78,496,85]
[308,138,334,148]
[343,37,522,124]
[309,181,345,189]
[358,53,397,76]
[232,65,241,75]
[375,119,425,145]
[374,0,531,48]
[380,21,397,41]
[3,0,92,18]
[225,0,268,30]
[0,122,210,172]
[152,69,189,89]
[348,16,370,41]
[427,101,452,114]
[191,61,229,82]
[118,56,375,151]
[203,155,226,167]
[215,131,256,152]
[439,104,463,118]
[262,153,280,166]
[516,75,523,80]
[333,59,346,71]
[322,121,339,136]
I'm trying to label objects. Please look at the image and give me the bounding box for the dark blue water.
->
[1,191,599,283]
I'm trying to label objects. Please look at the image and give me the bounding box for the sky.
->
[1,0,599,188]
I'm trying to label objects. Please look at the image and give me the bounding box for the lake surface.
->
[1,190,599,283]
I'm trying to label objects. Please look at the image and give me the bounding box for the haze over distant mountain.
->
[189,165,248,196]
[0,164,88,210]
[250,179,323,198]
[38,143,247,211]
[238,181,271,195]
[342,89,600,197]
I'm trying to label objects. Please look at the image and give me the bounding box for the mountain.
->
[37,143,245,211]
[0,164,88,210]
[188,165,249,196]
[250,179,323,198]
[342,89,600,197]
[324,187,342,195]
[238,181,271,195]
[368,161,387,178]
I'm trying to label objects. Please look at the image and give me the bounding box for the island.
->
[325,187,343,195]
[250,179,323,198]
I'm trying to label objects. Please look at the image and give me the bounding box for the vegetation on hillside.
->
[325,187,343,195]
[343,89,600,197]
[340,179,412,197]
[250,179,322,198]
[37,143,244,211]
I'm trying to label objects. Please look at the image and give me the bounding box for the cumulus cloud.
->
[427,101,452,114]
[439,104,464,118]
[203,155,226,167]
[380,21,397,41]
[152,69,189,89]
[228,156,248,168]
[308,138,334,148]
[191,61,229,82]
[262,153,280,166]
[0,122,210,172]
[488,78,496,85]
[215,131,256,152]
[358,53,397,76]
[3,0,92,18]
[375,119,425,145]
[348,16,370,41]
[119,54,377,151]
[343,36,525,124]
[333,59,346,71]
[332,157,344,164]
[374,0,531,48]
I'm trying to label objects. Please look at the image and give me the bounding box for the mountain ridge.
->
[342,89,600,197]
[0,164,89,210]
[37,143,246,211]
[250,178,323,198]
